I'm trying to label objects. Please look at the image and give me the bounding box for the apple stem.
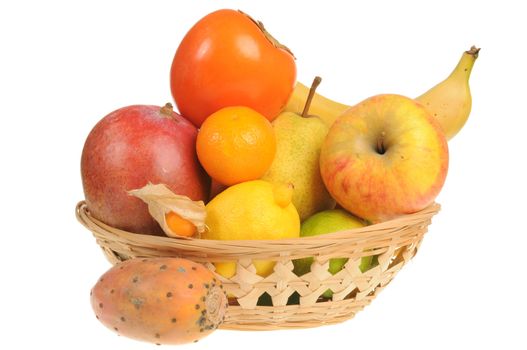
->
[302,76,322,118]
[376,131,387,154]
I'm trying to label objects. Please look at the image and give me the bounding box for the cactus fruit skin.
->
[90,258,227,345]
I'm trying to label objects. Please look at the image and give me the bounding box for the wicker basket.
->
[76,200,440,330]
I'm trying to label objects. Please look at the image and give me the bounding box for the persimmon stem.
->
[238,10,295,59]
[302,76,322,118]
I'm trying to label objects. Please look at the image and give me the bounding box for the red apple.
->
[320,94,448,223]
[81,103,210,234]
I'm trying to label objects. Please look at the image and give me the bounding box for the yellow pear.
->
[262,77,336,221]
[283,81,349,127]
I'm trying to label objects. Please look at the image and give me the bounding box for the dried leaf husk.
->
[129,183,206,238]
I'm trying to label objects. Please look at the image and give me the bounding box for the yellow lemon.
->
[203,180,300,277]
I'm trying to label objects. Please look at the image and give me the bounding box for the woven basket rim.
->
[76,200,440,247]
[76,200,439,328]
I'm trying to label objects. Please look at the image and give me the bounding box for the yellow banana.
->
[285,46,479,139]
[416,46,480,140]
[283,82,350,127]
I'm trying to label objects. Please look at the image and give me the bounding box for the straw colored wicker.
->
[76,200,440,330]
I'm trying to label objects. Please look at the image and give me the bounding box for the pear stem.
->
[302,76,322,118]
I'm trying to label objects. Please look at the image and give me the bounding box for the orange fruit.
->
[196,106,276,186]
[165,211,197,237]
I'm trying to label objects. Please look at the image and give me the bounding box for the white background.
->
[1,0,526,349]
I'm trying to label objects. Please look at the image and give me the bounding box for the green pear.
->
[262,77,335,221]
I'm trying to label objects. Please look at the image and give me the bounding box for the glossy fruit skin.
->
[292,209,371,298]
[81,105,210,234]
[170,9,296,127]
[196,106,276,186]
[416,46,480,140]
[91,258,227,345]
[203,180,300,277]
[320,94,448,223]
[165,211,197,237]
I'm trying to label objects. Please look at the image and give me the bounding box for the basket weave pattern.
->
[76,201,440,330]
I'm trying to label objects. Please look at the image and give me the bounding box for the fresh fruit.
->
[129,183,206,238]
[90,257,228,345]
[293,209,372,298]
[416,46,480,140]
[202,180,300,277]
[284,45,480,136]
[170,9,296,127]
[165,211,196,237]
[262,77,335,220]
[208,179,228,202]
[196,106,276,186]
[320,94,449,223]
[283,81,350,127]
[81,104,210,234]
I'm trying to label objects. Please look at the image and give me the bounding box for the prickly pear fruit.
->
[90,257,228,345]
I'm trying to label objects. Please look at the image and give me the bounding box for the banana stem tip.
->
[466,46,481,58]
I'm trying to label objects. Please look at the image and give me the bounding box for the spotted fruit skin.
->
[90,258,227,345]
